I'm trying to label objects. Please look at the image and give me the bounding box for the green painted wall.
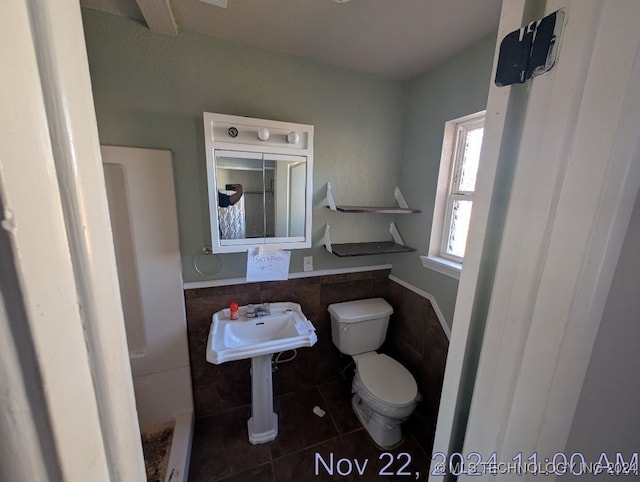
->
[82,9,407,282]
[392,34,497,327]
[82,9,495,327]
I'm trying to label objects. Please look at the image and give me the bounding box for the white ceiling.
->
[80,0,502,80]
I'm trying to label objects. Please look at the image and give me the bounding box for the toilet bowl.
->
[328,298,419,448]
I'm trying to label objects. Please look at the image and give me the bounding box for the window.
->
[423,111,485,277]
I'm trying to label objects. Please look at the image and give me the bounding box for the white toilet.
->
[328,298,419,448]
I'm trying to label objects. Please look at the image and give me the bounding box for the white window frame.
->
[422,110,485,278]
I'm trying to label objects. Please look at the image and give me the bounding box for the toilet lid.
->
[357,354,417,406]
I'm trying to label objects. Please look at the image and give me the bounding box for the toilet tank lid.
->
[328,298,393,323]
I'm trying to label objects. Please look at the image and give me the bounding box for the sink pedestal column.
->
[247,354,278,444]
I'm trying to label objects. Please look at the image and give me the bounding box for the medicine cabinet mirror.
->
[204,112,314,253]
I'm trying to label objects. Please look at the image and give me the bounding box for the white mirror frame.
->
[204,112,314,254]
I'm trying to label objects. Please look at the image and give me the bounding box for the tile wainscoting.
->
[184,268,448,454]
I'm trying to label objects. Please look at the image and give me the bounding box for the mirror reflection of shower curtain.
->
[218,195,246,239]
[265,185,274,237]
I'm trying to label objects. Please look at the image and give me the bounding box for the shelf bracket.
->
[389,222,406,246]
[323,223,333,253]
[394,187,409,209]
[325,183,337,211]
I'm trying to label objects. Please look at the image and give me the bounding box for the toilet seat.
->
[356,354,417,407]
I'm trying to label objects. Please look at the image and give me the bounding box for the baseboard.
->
[388,275,451,340]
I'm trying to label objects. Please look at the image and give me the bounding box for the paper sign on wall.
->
[246,248,291,281]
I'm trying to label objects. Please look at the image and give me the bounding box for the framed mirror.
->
[204,113,313,253]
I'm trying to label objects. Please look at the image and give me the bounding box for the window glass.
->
[432,112,485,265]
[445,199,473,259]
[457,126,483,193]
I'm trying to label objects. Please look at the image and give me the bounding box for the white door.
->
[0,0,145,480]
[431,1,640,480]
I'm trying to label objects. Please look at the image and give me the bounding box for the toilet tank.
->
[328,298,394,355]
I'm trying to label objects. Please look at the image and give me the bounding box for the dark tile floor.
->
[188,379,432,481]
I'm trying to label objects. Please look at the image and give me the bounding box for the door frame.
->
[0,0,145,480]
[431,1,640,480]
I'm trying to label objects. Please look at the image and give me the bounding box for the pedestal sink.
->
[206,302,317,444]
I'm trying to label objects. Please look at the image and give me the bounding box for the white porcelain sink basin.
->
[206,302,317,364]
[206,302,317,444]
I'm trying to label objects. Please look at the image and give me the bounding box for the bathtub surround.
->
[102,146,194,481]
[184,269,448,454]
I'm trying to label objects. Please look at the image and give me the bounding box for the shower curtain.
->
[218,195,246,239]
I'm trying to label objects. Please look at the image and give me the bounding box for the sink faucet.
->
[255,303,271,317]
[247,303,271,318]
